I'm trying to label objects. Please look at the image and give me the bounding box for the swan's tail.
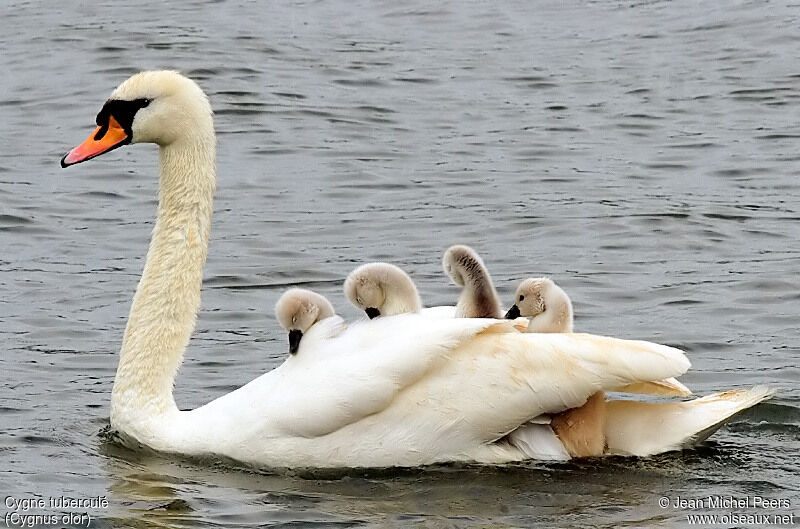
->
[604,385,775,456]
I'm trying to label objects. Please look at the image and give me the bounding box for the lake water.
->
[1,0,798,526]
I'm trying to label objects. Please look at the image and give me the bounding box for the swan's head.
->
[442,244,489,287]
[506,277,573,332]
[275,288,336,354]
[344,262,422,319]
[505,275,571,318]
[505,278,548,319]
[61,70,213,167]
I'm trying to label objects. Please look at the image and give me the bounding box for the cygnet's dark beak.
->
[365,307,380,319]
[288,329,303,354]
[504,305,521,319]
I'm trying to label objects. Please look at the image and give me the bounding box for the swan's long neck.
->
[111,134,216,424]
[455,266,501,319]
[384,281,422,315]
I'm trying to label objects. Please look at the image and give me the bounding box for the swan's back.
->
[186,313,689,467]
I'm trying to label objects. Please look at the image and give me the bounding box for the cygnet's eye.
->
[292,316,297,325]
[356,297,363,305]
[519,295,525,301]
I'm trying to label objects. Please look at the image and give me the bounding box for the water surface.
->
[1,0,798,526]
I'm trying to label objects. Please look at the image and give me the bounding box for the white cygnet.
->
[442,244,502,319]
[275,288,336,354]
[505,277,573,333]
[344,262,422,319]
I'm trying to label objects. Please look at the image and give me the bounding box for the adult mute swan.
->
[61,71,772,468]
[442,245,502,318]
[344,262,422,318]
[275,288,336,354]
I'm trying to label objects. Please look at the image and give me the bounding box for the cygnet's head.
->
[344,263,422,319]
[442,244,501,319]
[62,70,213,167]
[505,277,573,333]
[275,288,336,354]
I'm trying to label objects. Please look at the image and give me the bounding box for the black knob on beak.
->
[288,329,303,354]
[504,304,521,319]
[365,307,380,319]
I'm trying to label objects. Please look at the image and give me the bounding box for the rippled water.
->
[2,0,799,526]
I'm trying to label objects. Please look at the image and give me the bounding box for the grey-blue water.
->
[1,0,798,527]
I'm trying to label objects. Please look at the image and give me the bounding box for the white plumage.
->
[176,316,693,467]
[61,71,773,469]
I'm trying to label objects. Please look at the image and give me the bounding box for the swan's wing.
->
[390,331,690,448]
[419,305,457,318]
[612,377,692,397]
[264,316,689,441]
[511,316,530,332]
[265,314,517,438]
[198,315,689,460]
[420,305,526,330]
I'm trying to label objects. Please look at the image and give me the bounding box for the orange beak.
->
[61,115,130,167]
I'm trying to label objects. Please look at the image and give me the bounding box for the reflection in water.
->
[93,402,798,527]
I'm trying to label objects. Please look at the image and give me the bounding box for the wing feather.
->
[260,318,689,443]
[192,315,690,466]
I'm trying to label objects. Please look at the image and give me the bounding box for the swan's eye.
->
[519,295,525,301]
[96,98,152,127]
